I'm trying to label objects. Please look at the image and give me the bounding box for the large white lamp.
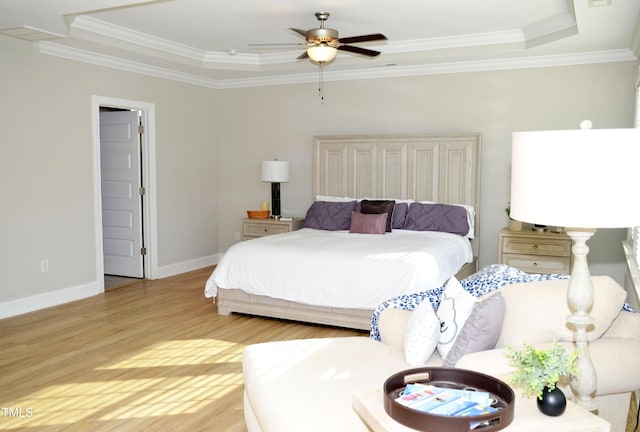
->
[261,160,290,219]
[510,121,640,410]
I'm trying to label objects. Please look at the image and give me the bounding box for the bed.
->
[206,133,481,330]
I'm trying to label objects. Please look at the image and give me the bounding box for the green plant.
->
[506,342,577,400]
[505,203,512,220]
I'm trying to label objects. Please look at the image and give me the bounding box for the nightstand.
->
[241,217,304,240]
[498,226,572,274]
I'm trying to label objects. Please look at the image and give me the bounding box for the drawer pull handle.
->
[533,244,538,250]
[533,262,538,266]
[264,228,269,232]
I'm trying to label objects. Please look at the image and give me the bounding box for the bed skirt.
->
[215,258,478,331]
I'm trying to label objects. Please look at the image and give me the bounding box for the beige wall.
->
[1,30,637,314]
[217,62,637,282]
[0,35,219,306]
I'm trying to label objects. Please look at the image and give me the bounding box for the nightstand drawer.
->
[502,253,571,275]
[501,238,571,257]
[498,226,572,275]
[243,222,290,237]
[240,218,304,240]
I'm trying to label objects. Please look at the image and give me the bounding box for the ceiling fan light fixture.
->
[307,44,337,63]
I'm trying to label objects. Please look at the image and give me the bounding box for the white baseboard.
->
[0,281,102,320]
[0,254,221,320]
[154,254,220,279]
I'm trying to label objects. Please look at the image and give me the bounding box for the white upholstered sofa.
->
[242,266,640,432]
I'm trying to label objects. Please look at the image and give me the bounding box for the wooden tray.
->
[383,367,515,432]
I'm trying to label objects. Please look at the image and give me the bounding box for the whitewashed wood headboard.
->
[313,133,482,259]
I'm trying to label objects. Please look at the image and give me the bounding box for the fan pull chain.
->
[318,62,325,103]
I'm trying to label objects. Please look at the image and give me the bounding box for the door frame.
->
[91,95,158,291]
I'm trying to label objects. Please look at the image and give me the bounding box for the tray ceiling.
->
[0,0,638,88]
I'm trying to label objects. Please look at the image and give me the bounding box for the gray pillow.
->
[403,202,469,236]
[303,200,357,230]
[442,292,505,368]
[392,202,409,229]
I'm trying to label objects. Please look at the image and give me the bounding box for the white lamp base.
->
[566,229,598,411]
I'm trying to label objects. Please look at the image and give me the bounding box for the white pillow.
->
[403,300,440,366]
[363,197,415,204]
[315,195,354,202]
[436,276,478,359]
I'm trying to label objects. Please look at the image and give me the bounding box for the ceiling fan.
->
[252,12,388,63]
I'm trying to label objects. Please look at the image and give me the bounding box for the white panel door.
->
[100,111,144,278]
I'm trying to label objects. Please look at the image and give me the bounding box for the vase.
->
[537,386,566,416]
[509,219,522,231]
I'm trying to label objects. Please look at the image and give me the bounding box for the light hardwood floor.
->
[0,267,364,431]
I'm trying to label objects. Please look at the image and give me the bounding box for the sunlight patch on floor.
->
[99,373,243,420]
[0,339,245,429]
[98,339,245,369]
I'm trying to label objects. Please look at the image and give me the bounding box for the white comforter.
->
[204,228,473,309]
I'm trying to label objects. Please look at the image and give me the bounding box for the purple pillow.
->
[303,200,357,230]
[403,202,469,236]
[360,200,395,232]
[349,212,387,234]
[392,202,409,229]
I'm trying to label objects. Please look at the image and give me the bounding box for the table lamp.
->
[261,160,290,219]
[510,121,640,410]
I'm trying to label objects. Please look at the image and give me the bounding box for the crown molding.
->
[522,9,577,48]
[218,49,636,88]
[39,41,222,88]
[71,15,288,67]
[69,14,578,68]
[71,15,208,63]
[39,40,636,90]
[382,30,524,54]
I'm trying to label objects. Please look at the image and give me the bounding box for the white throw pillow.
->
[403,300,440,366]
[436,276,479,359]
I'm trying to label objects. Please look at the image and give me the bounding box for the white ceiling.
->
[1,0,638,88]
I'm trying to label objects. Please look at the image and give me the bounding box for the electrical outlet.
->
[234,231,241,241]
[40,259,49,273]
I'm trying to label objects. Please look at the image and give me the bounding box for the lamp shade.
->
[307,45,337,63]
[261,160,290,183]
[510,126,640,228]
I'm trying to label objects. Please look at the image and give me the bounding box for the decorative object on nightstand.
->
[506,203,523,231]
[246,210,270,219]
[509,220,523,231]
[510,120,640,411]
[241,217,303,241]
[261,159,290,219]
[533,224,547,233]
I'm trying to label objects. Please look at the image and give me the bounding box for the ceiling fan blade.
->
[297,51,309,60]
[338,33,387,44]
[338,45,381,57]
[291,28,308,38]
[249,43,305,47]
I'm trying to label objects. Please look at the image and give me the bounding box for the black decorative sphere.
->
[537,386,566,416]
